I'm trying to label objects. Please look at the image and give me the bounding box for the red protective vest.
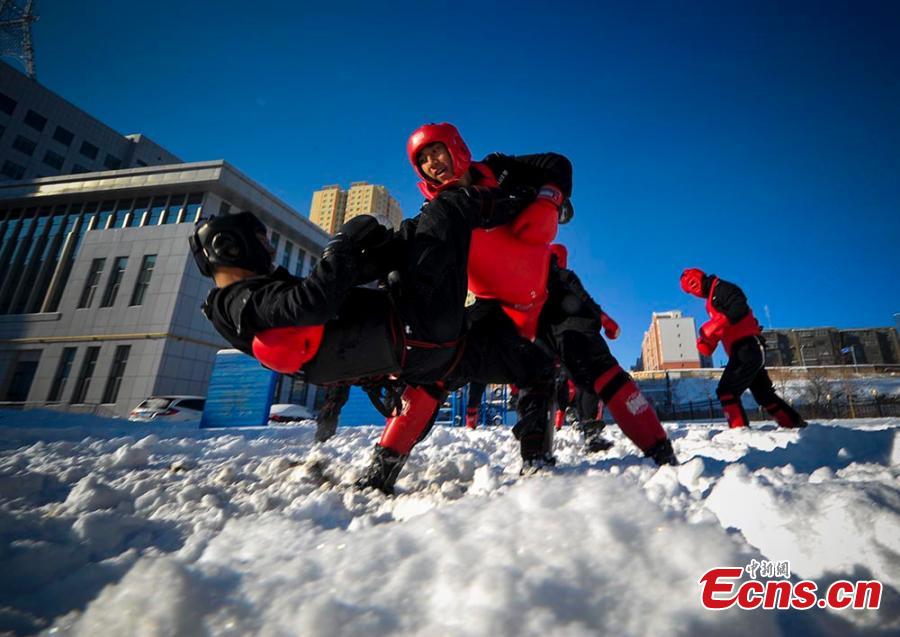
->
[465,162,559,340]
[703,279,761,355]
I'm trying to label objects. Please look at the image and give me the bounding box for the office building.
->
[0,61,180,181]
[0,61,330,417]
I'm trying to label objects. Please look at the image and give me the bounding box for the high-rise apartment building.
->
[641,310,703,371]
[308,181,402,234]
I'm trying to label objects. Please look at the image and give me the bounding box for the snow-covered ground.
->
[1,410,898,636]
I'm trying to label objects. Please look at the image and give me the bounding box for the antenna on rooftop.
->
[0,0,38,79]
[764,304,773,329]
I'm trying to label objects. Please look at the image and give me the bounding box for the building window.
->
[101,345,131,404]
[218,201,231,215]
[162,194,184,224]
[23,109,47,132]
[3,352,41,402]
[146,196,167,226]
[129,254,156,306]
[281,241,293,269]
[111,200,132,228]
[70,347,100,404]
[183,193,203,223]
[130,198,149,227]
[79,140,99,160]
[77,258,106,308]
[0,91,16,115]
[43,149,65,170]
[12,135,37,156]
[1,160,25,179]
[104,154,121,170]
[100,256,128,307]
[52,125,74,146]
[270,231,281,253]
[47,347,77,402]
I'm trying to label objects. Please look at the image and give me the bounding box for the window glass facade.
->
[23,109,47,132]
[0,91,16,115]
[129,254,156,306]
[47,347,77,402]
[70,346,100,404]
[130,198,150,227]
[111,200,132,229]
[78,258,106,308]
[184,193,203,223]
[1,161,24,179]
[79,140,99,160]
[146,197,167,226]
[12,135,36,156]
[53,125,74,146]
[163,194,184,224]
[100,256,128,307]
[43,149,65,169]
[101,345,131,404]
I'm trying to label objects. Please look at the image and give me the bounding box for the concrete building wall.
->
[0,61,180,182]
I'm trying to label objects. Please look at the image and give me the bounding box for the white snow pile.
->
[0,410,898,636]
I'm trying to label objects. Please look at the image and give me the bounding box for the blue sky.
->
[24,0,900,365]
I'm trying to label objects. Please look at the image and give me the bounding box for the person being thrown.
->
[191,197,554,494]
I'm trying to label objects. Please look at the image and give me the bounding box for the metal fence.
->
[652,396,900,422]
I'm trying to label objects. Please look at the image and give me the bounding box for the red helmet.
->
[680,268,706,297]
[407,122,472,192]
[550,243,568,269]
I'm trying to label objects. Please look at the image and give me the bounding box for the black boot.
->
[315,385,350,443]
[646,438,679,466]
[579,420,614,453]
[355,445,408,495]
[512,383,556,474]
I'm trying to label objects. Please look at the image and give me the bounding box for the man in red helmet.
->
[680,268,806,429]
[406,123,678,467]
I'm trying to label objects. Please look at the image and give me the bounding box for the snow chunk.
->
[65,476,133,513]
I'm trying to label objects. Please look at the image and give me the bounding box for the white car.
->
[268,403,315,424]
[129,396,206,422]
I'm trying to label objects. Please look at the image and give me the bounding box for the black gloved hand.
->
[460,185,535,229]
[558,198,574,224]
[335,214,391,251]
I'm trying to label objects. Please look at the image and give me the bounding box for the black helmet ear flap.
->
[189,231,212,277]
[210,231,241,260]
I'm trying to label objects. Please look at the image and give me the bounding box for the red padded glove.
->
[696,335,716,357]
[601,313,620,340]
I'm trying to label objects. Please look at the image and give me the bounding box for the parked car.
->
[129,396,206,422]
[268,403,315,423]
